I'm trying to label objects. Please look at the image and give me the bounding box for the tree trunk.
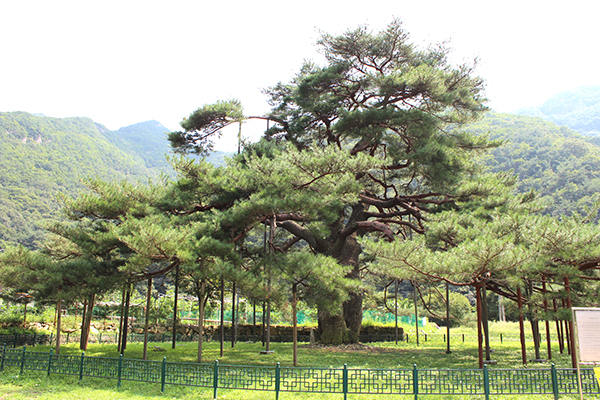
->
[172,264,179,349]
[197,279,206,363]
[475,284,484,369]
[81,294,95,351]
[120,284,131,355]
[517,286,527,365]
[542,279,552,360]
[80,298,88,348]
[117,286,125,353]
[143,278,152,360]
[481,283,491,361]
[564,276,577,369]
[527,282,541,360]
[318,234,362,344]
[56,298,62,355]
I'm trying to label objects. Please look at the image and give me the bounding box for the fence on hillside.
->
[1,346,598,399]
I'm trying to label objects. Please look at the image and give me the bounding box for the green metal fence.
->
[1,346,599,398]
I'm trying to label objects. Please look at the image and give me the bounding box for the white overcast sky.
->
[2,0,599,150]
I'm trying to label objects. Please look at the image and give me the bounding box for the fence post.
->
[483,364,490,400]
[79,352,85,381]
[47,348,53,377]
[33,332,36,347]
[500,333,503,344]
[0,344,6,372]
[20,346,26,374]
[99,333,102,344]
[412,364,418,400]
[49,333,53,348]
[117,354,123,388]
[161,357,166,393]
[551,363,559,400]
[275,362,281,400]
[213,360,219,399]
[343,363,348,400]
[67,332,70,344]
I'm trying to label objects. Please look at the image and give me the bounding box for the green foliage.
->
[519,84,600,135]
[0,112,163,249]
[467,112,600,218]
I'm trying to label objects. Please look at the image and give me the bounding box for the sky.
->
[2,0,599,151]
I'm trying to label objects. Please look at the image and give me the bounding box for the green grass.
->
[0,321,598,399]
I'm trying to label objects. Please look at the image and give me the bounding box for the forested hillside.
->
[2,109,598,250]
[102,120,174,171]
[0,112,233,250]
[518,85,600,136]
[467,112,600,218]
[0,112,165,249]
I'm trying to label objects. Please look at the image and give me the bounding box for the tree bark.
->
[481,283,491,361]
[197,279,206,363]
[143,278,152,360]
[55,297,62,355]
[81,294,95,351]
[564,276,577,369]
[318,233,363,344]
[120,284,131,355]
[476,284,484,369]
[117,286,125,353]
[172,264,179,349]
[517,286,527,365]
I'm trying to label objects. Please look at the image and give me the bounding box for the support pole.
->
[476,284,484,369]
[446,282,451,354]
[395,279,399,345]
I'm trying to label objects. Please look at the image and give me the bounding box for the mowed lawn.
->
[0,322,597,399]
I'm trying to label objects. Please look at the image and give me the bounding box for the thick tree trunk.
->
[318,234,363,344]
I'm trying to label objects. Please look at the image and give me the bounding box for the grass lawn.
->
[0,322,598,399]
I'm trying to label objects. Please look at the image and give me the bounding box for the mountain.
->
[0,112,232,249]
[465,112,600,218]
[517,85,600,136]
[103,120,173,171]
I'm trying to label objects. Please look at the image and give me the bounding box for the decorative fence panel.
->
[1,346,599,398]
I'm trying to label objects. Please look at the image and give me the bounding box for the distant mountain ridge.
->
[0,112,232,249]
[517,85,600,136]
